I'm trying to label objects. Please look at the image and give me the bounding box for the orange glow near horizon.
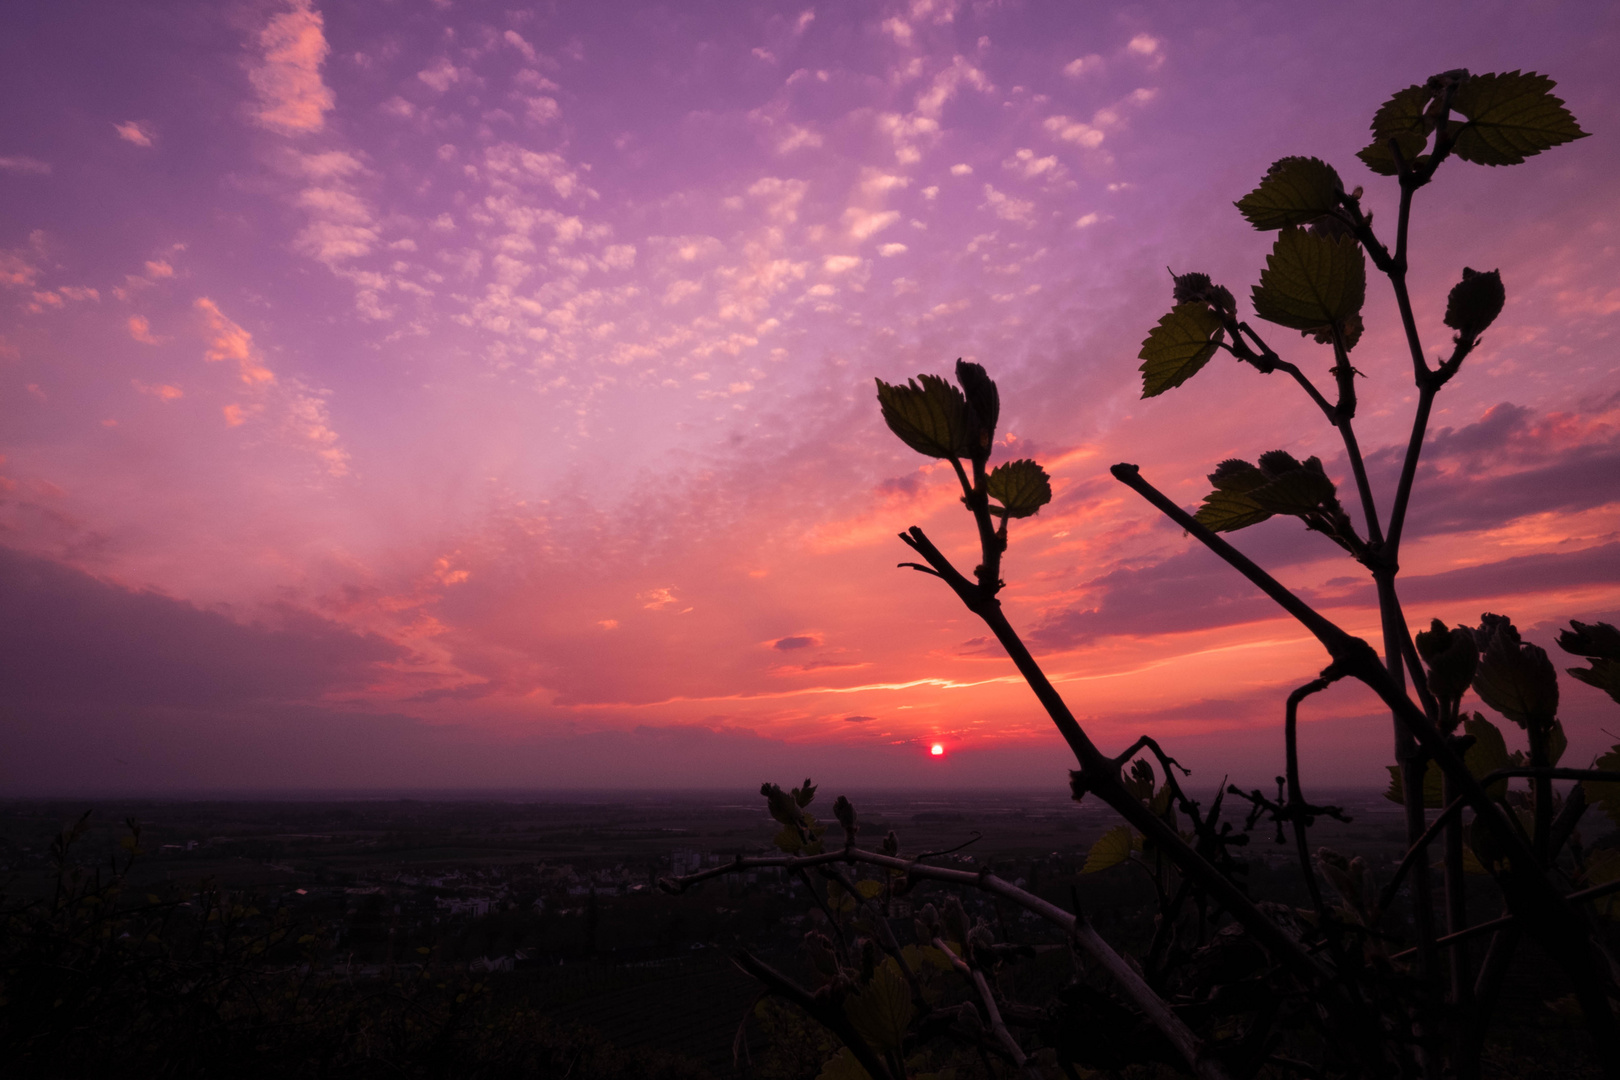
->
[931,743,945,757]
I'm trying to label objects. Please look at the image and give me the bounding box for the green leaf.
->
[1444,268,1505,340]
[1451,71,1589,166]
[1559,621,1620,705]
[816,1048,873,1080]
[1370,84,1436,142]
[987,459,1052,519]
[1416,620,1479,701]
[1585,747,1620,829]
[875,375,971,459]
[1193,489,1272,533]
[1082,825,1136,874]
[1251,227,1366,336]
[1472,618,1559,729]
[1384,762,1444,808]
[1356,84,1435,176]
[1462,714,1511,799]
[1357,134,1427,177]
[1249,468,1337,516]
[845,960,913,1055]
[1558,620,1620,661]
[855,879,885,900]
[1569,659,1620,706]
[955,359,999,457]
[1235,156,1345,230]
[1209,459,1267,493]
[1137,303,1225,398]
[1124,758,1155,801]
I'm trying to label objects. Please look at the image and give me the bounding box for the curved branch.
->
[667,847,1230,1080]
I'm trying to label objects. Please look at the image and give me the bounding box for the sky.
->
[2,0,1618,796]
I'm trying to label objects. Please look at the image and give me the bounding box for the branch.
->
[730,950,897,1080]
[665,847,1230,1080]
[1112,461,1620,1060]
[1390,877,1620,962]
[931,936,1039,1078]
[1285,675,1340,924]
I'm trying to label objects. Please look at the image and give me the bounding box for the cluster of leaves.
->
[876,361,1052,530]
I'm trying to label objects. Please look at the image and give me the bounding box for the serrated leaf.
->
[1586,747,1620,829]
[1082,825,1136,874]
[1358,85,1434,176]
[1559,620,1620,661]
[1569,659,1620,706]
[875,375,971,459]
[1444,268,1505,339]
[773,825,803,855]
[1235,156,1345,230]
[1370,84,1436,142]
[987,459,1052,519]
[1137,303,1225,398]
[955,359,999,455]
[1125,758,1155,801]
[1473,633,1559,729]
[1194,489,1272,533]
[1560,621,1620,705]
[1251,227,1366,335]
[816,1047,873,1080]
[1384,762,1444,808]
[1209,459,1266,493]
[1249,469,1337,515]
[1462,714,1511,800]
[856,879,885,900]
[846,961,913,1055]
[1257,449,1304,478]
[1357,134,1427,177]
[1451,71,1589,166]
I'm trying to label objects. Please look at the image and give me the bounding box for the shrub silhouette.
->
[662,69,1620,1079]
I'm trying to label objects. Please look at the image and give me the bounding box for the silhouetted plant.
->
[662,69,1620,1079]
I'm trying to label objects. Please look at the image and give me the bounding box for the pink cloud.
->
[114,120,153,146]
[249,0,334,135]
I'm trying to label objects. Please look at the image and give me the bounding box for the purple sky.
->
[2,0,1618,794]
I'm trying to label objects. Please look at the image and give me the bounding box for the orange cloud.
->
[133,380,183,401]
[250,0,334,135]
[127,315,163,344]
[195,297,275,386]
[114,121,153,147]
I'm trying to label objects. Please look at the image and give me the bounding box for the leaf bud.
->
[833,794,858,842]
[761,782,803,828]
[1443,267,1504,341]
[881,830,899,857]
[954,359,1000,457]
[1170,270,1235,316]
[1415,618,1479,702]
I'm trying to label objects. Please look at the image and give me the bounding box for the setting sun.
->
[930,743,945,756]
